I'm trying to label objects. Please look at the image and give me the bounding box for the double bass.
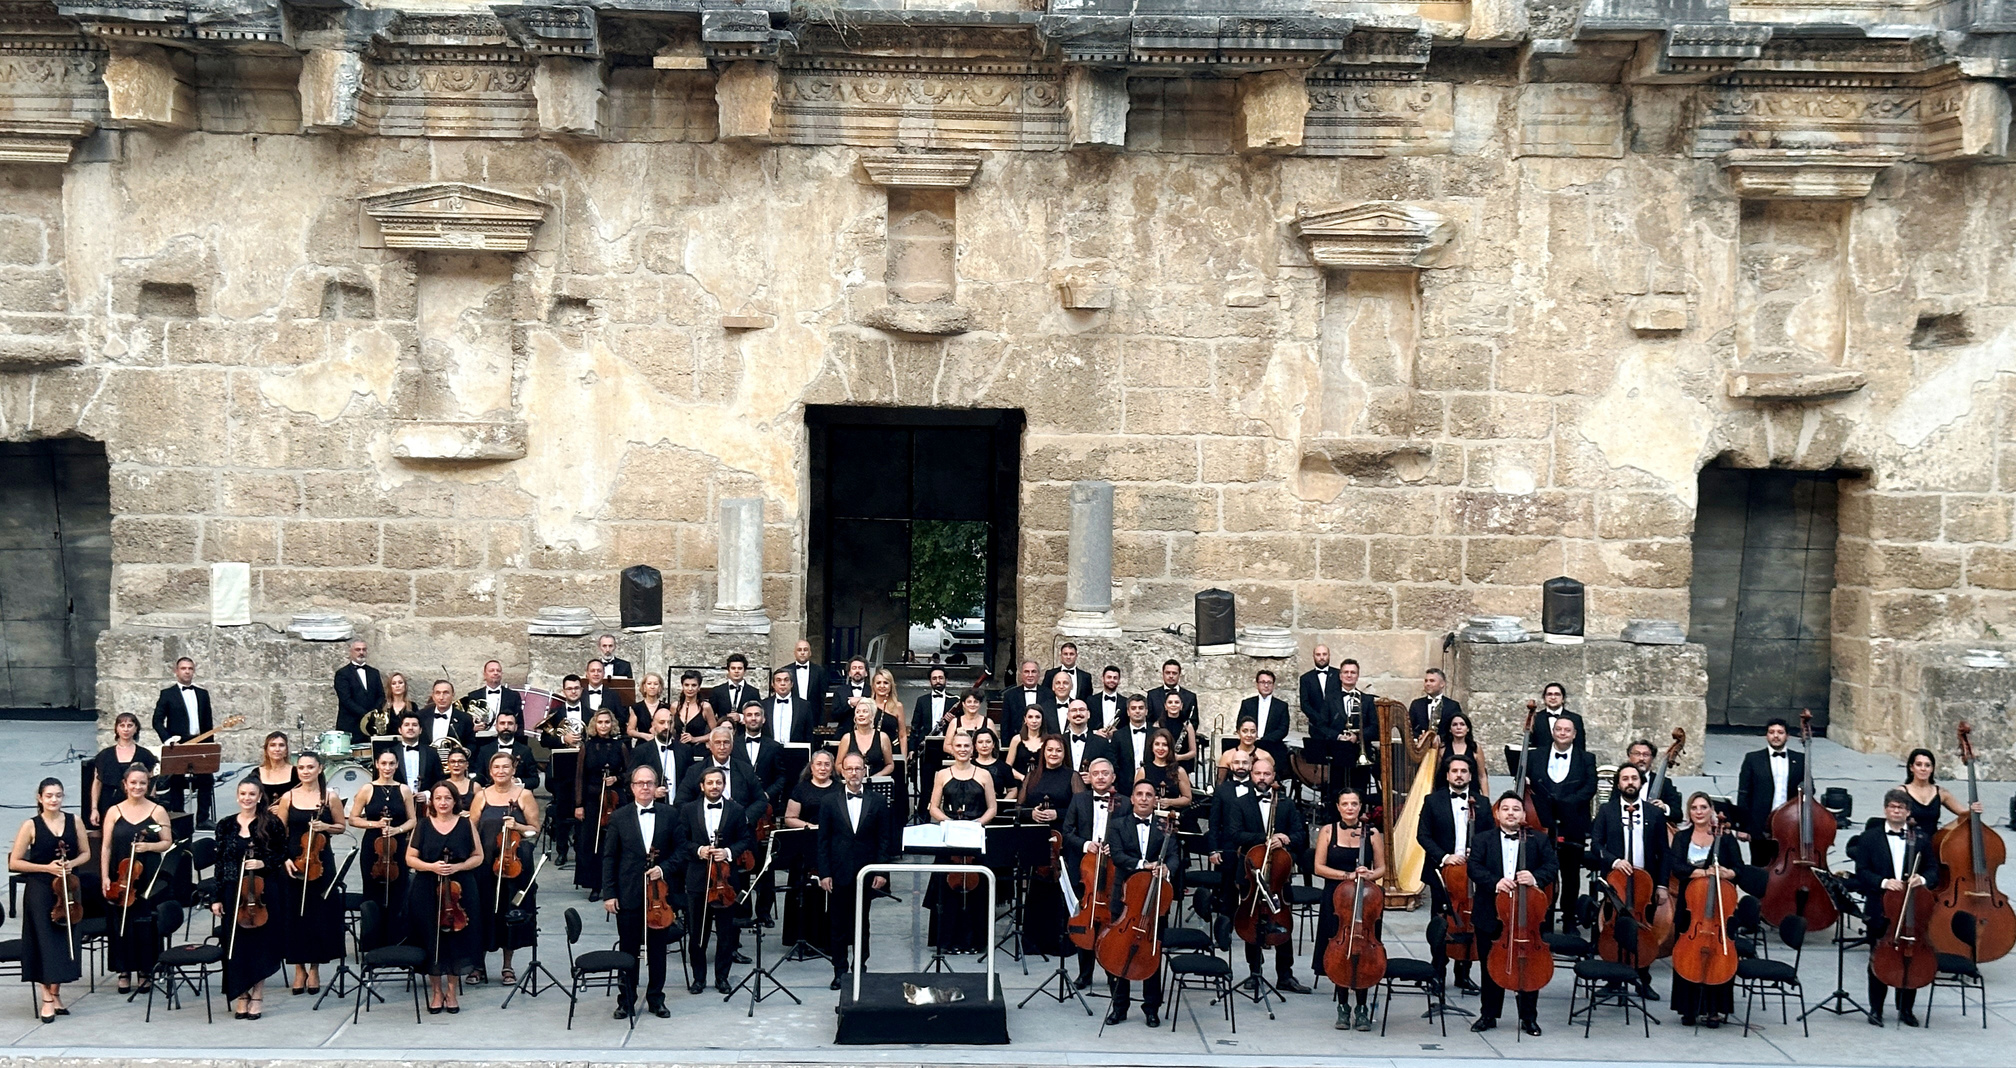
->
[1511,700,1545,832]
[1322,820,1387,990]
[1598,729,1683,965]
[1093,808,1178,982]
[1761,709,1837,930]
[1671,816,1739,989]
[1870,836,1937,992]
[1233,784,1292,946]
[1930,722,2015,961]
[1486,828,1553,993]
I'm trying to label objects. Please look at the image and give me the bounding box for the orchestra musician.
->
[1041,642,1094,707]
[584,660,625,724]
[1591,763,1670,999]
[463,659,523,727]
[1902,748,1983,837]
[349,748,417,930]
[1101,780,1183,1028]
[439,750,476,813]
[677,725,770,828]
[379,712,443,793]
[601,764,677,1018]
[152,656,216,825]
[216,778,285,1019]
[1038,670,1078,736]
[1416,752,1489,994]
[676,767,752,995]
[1433,714,1490,822]
[407,781,484,1013]
[1854,788,1940,1028]
[1237,669,1292,773]
[1219,754,1312,994]
[670,669,715,747]
[575,709,631,896]
[594,633,634,679]
[864,668,911,765]
[1625,739,1684,826]
[1299,645,1344,767]
[631,708,686,803]
[825,658,870,731]
[1091,666,1127,735]
[626,672,669,744]
[734,701,785,925]
[419,680,478,754]
[1061,757,1121,987]
[252,731,295,811]
[1734,718,1802,866]
[1110,695,1156,786]
[1314,787,1386,1030]
[1135,729,1194,811]
[368,672,417,741]
[1061,700,1116,775]
[1218,719,1263,777]
[1527,715,1596,933]
[1325,659,1378,797]
[334,640,384,744]
[1408,667,1461,742]
[1001,661,1047,733]
[1665,791,1746,1027]
[816,750,897,989]
[764,667,812,745]
[784,749,841,961]
[101,763,171,995]
[538,675,588,865]
[1468,793,1557,1037]
[908,666,956,747]
[89,712,157,828]
[783,640,829,724]
[273,752,348,995]
[1525,682,1586,753]
[474,711,540,790]
[471,751,541,987]
[1205,748,1257,948]
[1143,660,1199,730]
[11,777,89,1023]
[708,654,757,728]
[1020,735,1083,958]
[924,732,996,954]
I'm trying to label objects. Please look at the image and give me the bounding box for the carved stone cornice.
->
[1719,148,1902,199]
[1042,11,1356,72]
[1293,201,1455,271]
[496,5,600,59]
[360,183,550,252]
[0,4,105,161]
[860,150,981,189]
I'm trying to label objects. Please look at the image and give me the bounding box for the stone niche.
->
[1455,639,1709,774]
[859,151,980,336]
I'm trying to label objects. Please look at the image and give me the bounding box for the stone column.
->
[1057,480,1121,637]
[708,497,771,635]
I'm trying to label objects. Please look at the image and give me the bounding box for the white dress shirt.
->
[1090,794,1112,845]
[846,791,865,832]
[1254,695,1277,738]
[1500,832,1523,877]
[1547,746,1573,783]
[1450,794,1472,857]
[636,803,656,847]
[178,686,200,737]
[1134,821,1151,867]
[1768,748,1791,808]
[702,799,724,839]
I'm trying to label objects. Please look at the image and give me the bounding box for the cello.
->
[1870,836,1938,993]
[1486,827,1553,994]
[1066,841,1118,951]
[1761,709,1837,930]
[1443,852,1478,963]
[1598,730,1683,966]
[1094,808,1178,983]
[1671,815,1739,990]
[1322,819,1387,991]
[1232,784,1292,946]
[1929,722,2015,961]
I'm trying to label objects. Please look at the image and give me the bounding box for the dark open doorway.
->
[805,406,1023,675]
[1688,466,1842,732]
[0,438,111,718]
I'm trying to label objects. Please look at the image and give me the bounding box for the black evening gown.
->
[574,736,628,891]
[215,814,285,999]
[356,784,411,938]
[1019,771,1079,957]
[104,809,163,976]
[782,779,842,952]
[255,773,294,812]
[406,817,484,976]
[1311,830,1381,994]
[475,796,537,953]
[276,796,346,965]
[21,815,84,985]
[925,776,990,953]
[1667,834,1744,1017]
[91,747,156,822]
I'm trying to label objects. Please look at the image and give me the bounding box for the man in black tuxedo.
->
[1853,789,1940,1027]
[1217,754,1311,993]
[377,712,444,791]
[763,667,812,745]
[674,767,753,994]
[1041,643,1094,706]
[538,674,588,864]
[1589,763,1670,997]
[1102,780,1184,1027]
[1468,794,1558,1037]
[595,633,634,678]
[334,639,384,743]
[1205,748,1258,949]
[1624,738,1685,827]
[676,725,769,825]
[418,680,477,753]
[733,703,785,803]
[1325,659,1379,798]
[1036,669,1076,735]
[474,711,541,789]
[153,656,216,824]
[784,640,829,724]
[1060,758,1122,987]
[581,659,622,719]
[1090,666,1127,736]
[462,659,522,729]
[1416,753,1490,992]
[601,764,678,1018]
[908,666,958,746]
[816,750,897,988]
[709,654,756,728]
[1236,669,1292,773]
[1527,715,1596,931]
[1525,681,1586,754]
[1299,644,1343,765]
[1001,660,1047,733]
[1407,667,1461,740]
[1109,696,1156,787]
[1735,717,1805,866]
[630,708,686,803]
[1143,659,1198,729]
[826,658,870,730]
[1059,700,1114,775]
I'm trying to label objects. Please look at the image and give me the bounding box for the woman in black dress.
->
[214,778,285,1019]
[1138,728,1196,820]
[1902,748,1979,838]
[439,749,476,812]
[472,750,541,987]
[835,700,895,778]
[1004,707,1047,783]
[10,777,89,1021]
[252,732,295,811]
[1018,736,1082,956]
[1312,788,1386,1031]
[407,782,486,1012]
[1156,691,1200,771]
[971,728,1015,805]
[924,732,997,953]
[1435,713,1491,797]
[101,763,172,994]
[273,752,348,993]
[1665,791,1747,1027]
[626,672,668,744]
[573,709,627,894]
[89,713,156,831]
[673,670,716,747]
[782,750,842,953]
[348,748,417,933]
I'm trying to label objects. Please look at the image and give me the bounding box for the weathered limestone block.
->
[1628,295,1688,334]
[1516,84,1625,158]
[715,59,777,143]
[1065,67,1127,148]
[1457,640,1709,773]
[1922,80,2012,161]
[1235,69,1309,154]
[534,56,606,138]
[102,45,194,131]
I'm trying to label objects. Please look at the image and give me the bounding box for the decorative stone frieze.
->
[1293,201,1456,271]
[360,183,550,253]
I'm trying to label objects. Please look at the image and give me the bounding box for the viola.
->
[1671,820,1739,988]
[1930,721,2015,961]
[1514,700,1545,832]
[1066,847,1118,951]
[1485,829,1554,993]
[1871,840,1937,991]
[50,840,83,927]
[1094,810,1177,982]
[1442,855,1477,961]
[1762,709,1837,930]
[1322,826,1387,990]
[644,848,678,930]
[1233,787,1292,946]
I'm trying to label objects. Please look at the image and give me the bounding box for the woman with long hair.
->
[1436,713,1490,797]
[11,777,89,1021]
[438,749,475,812]
[1005,706,1046,780]
[89,712,156,828]
[1665,791,1745,1027]
[971,728,1014,804]
[272,752,348,994]
[868,668,911,764]
[1900,748,1982,838]
[574,708,627,894]
[1018,735,1081,957]
[626,673,667,744]
[1139,728,1195,809]
[406,782,485,1013]
[471,750,541,988]
[674,670,716,747]
[253,732,295,810]
[215,777,285,1019]
[348,748,417,929]
[100,763,172,994]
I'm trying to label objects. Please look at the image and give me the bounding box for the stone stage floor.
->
[2,722,2010,1066]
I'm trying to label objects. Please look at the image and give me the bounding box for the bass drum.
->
[327,760,370,795]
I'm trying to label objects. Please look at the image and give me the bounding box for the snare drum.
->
[316,730,354,759]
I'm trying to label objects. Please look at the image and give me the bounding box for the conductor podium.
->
[834,861,1009,1045]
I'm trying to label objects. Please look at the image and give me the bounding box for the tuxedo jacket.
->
[1088,690,1128,734]
[1408,695,1462,738]
[1001,685,1050,733]
[827,678,871,728]
[709,680,760,722]
[1107,810,1184,874]
[1206,777,1256,854]
[734,734,786,803]
[629,737,690,798]
[763,694,813,744]
[1108,720,1157,786]
[1041,666,1094,704]
[1528,747,1598,843]
[600,800,676,909]
[373,740,445,792]
[1850,823,1942,930]
[1526,707,1587,755]
[418,706,478,752]
[334,663,384,729]
[597,657,634,679]
[1299,667,1342,728]
[674,756,768,821]
[152,684,214,743]
[1236,693,1292,743]
[1466,830,1560,935]
[1735,747,1809,837]
[1059,730,1116,776]
[461,686,524,722]
[1144,685,1199,729]
[783,662,830,717]
[1060,790,1125,860]
[1590,795,1670,871]
[1217,787,1307,862]
[1318,690,1380,762]
[909,689,961,743]
[816,790,898,888]
[474,737,542,790]
[1416,789,1492,869]
[672,798,754,900]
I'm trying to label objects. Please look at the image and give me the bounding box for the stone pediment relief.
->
[360,183,550,252]
[860,151,983,189]
[1293,201,1455,270]
[1719,149,1901,200]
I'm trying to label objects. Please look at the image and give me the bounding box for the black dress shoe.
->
[1636,982,1660,1000]
[733,952,751,965]
[1276,975,1312,995]
[1103,1007,1128,1026]
[1471,1017,1496,1032]
[1455,977,1481,994]
[830,975,843,991]
[759,917,776,928]
[1073,973,1093,991]
[716,979,732,995]
[1867,1010,1884,1027]
[1144,1010,1160,1028]
[613,1006,631,1020]
[648,999,671,1018]
[688,981,705,996]
[1520,1020,1542,1037]
[1898,1009,1920,1028]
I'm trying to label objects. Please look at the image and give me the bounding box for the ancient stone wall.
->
[0,2,2011,768]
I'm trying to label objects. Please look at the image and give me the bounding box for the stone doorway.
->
[0,438,110,718]
[1688,467,1842,732]
[804,406,1023,675]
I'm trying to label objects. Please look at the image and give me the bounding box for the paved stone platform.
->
[4,723,2009,1064]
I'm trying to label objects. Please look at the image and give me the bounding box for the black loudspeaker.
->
[1821,786,1854,824]
[1195,588,1236,651]
[1541,576,1585,637]
[620,565,663,629]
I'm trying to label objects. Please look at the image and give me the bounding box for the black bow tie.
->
[179,685,193,691]
[1071,735,1086,743]
[487,689,500,695]
[1771,751,1787,758]
[1094,796,1111,805]
[848,792,864,800]
[1132,727,1146,734]
[1887,830,1907,838]
[1503,832,1521,841]
[706,802,723,810]
[403,746,417,753]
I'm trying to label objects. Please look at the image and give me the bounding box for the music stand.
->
[159,744,222,778]
[771,828,831,964]
[724,900,799,1015]
[1798,867,1870,1021]
[991,825,1048,973]
[312,849,365,1010]
[1015,844,1093,1017]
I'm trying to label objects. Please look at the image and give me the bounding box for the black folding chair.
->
[145,901,223,1022]
[1736,914,1808,1036]
[563,907,636,1030]
[1927,910,1988,1029]
[352,900,425,1023]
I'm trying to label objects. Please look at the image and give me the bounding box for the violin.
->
[1513,700,1545,832]
[1761,708,1837,930]
[1033,827,1062,880]
[1930,721,2015,961]
[1233,786,1292,946]
[644,848,678,930]
[1598,729,1683,966]
[1442,854,1477,961]
[370,825,402,883]
[704,830,738,910]
[1485,828,1554,993]
[1094,808,1177,982]
[1671,817,1739,987]
[1067,841,1118,950]
[1870,834,1937,991]
[1322,821,1387,990]
[234,857,268,930]
[437,851,469,932]
[495,821,524,880]
[50,840,83,927]
[300,819,328,883]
